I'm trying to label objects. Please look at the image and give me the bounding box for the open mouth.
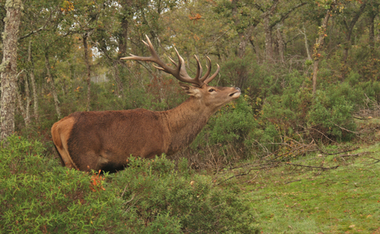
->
[229,87,241,98]
[229,91,241,98]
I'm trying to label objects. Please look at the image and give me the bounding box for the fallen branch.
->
[317,146,359,155]
[369,157,380,164]
[337,151,369,158]
[285,179,301,184]
[217,168,255,185]
[328,121,359,134]
[286,162,339,171]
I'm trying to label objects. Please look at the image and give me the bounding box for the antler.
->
[121,35,219,87]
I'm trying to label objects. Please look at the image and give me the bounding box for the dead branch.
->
[369,157,380,164]
[285,179,301,184]
[316,145,359,155]
[337,151,369,158]
[217,168,256,185]
[286,162,339,171]
[329,121,359,134]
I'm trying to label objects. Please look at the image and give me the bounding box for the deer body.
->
[51,36,240,172]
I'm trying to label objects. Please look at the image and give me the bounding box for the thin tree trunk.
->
[300,25,312,60]
[368,9,378,49]
[83,32,91,111]
[113,61,124,96]
[16,74,31,128]
[341,2,367,81]
[312,9,331,97]
[276,25,285,63]
[24,76,31,127]
[45,53,61,119]
[263,15,274,62]
[0,0,22,141]
[28,41,39,122]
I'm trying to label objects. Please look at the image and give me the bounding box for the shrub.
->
[1,136,258,233]
[113,155,259,233]
[0,135,127,233]
[307,91,356,141]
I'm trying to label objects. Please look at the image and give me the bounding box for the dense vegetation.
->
[1,0,379,232]
[1,135,258,233]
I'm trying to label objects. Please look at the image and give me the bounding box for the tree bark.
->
[28,41,39,122]
[312,9,331,97]
[83,32,91,111]
[45,53,61,119]
[0,0,22,141]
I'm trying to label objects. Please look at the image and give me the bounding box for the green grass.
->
[223,144,380,233]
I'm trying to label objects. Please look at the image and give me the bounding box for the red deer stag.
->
[51,36,241,172]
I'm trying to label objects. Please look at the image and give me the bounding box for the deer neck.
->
[162,97,213,154]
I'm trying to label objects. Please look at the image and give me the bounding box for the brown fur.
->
[51,84,240,172]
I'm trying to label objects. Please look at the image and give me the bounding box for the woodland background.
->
[1,0,380,232]
[0,0,379,166]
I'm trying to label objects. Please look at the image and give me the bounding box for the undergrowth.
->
[1,135,258,233]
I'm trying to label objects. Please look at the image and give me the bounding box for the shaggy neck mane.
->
[160,97,213,154]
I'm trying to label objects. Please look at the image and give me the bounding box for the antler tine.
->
[168,56,178,66]
[193,55,203,85]
[203,63,220,85]
[199,56,212,83]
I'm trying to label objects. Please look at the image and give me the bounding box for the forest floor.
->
[216,118,380,233]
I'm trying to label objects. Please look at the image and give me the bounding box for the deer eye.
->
[208,88,215,92]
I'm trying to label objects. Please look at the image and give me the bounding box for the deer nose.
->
[235,87,241,92]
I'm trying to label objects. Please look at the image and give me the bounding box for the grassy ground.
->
[221,143,380,233]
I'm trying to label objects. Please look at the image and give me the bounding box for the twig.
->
[369,157,380,164]
[286,162,339,171]
[328,121,359,134]
[123,193,136,206]
[337,151,369,158]
[285,179,301,184]
[309,127,337,143]
[217,168,255,185]
[317,145,359,155]
[120,183,129,198]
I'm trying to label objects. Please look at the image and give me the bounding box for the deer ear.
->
[179,83,201,98]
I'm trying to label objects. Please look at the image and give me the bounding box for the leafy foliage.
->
[0,136,258,233]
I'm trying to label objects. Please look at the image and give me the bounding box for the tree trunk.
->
[300,25,312,60]
[368,14,376,49]
[113,61,124,96]
[312,9,331,97]
[341,2,367,78]
[16,73,31,128]
[83,32,91,111]
[28,40,39,122]
[0,0,22,141]
[276,25,285,63]
[118,11,130,58]
[263,15,274,62]
[45,53,61,119]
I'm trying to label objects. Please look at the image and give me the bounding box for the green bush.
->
[0,135,127,233]
[1,135,258,233]
[209,98,257,146]
[113,155,258,233]
[308,90,356,141]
